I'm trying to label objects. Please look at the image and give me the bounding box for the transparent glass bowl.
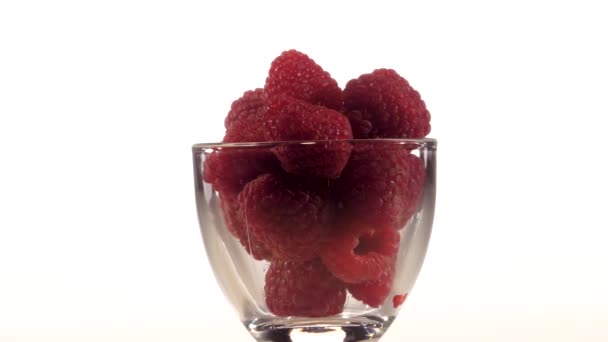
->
[192,139,436,342]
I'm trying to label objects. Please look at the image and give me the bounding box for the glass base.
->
[245,315,395,342]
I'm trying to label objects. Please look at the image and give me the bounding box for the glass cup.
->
[192,139,436,341]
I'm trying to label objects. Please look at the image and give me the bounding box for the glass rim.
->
[192,138,437,150]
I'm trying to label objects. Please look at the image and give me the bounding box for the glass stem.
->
[255,327,383,342]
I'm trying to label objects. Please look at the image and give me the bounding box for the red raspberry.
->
[202,150,280,197]
[219,195,272,261]
[320,225,400,284]
[265,258,346,317]
[265,50,343,110]
[334,144,425,230]
[224,120,266,143]
[348,266,395,308]
[223,89,267,142]
[392,293,408,308]
[225,88,266,129]
[343,69,431,139]
[265,97,353,178]
[239,173,331,260]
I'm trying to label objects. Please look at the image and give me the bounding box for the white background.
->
[1,0,607,341]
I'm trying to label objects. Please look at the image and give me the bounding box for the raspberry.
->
[265,258,346,317]
[223,119,267,143]
[392,293,408,308]
[334,144,425,230]
[223,89,267,142]
[320,225,400,284]
[239,173,331,260]
[343,69,431,139]
[265,97,353,178]
[265,50,343,110]
[219,195,272,261]
[348,266,395,308]
[225,88,266,129]
[202,150,280,197]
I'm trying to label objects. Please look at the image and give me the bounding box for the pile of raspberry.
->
[203,50,430,317]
